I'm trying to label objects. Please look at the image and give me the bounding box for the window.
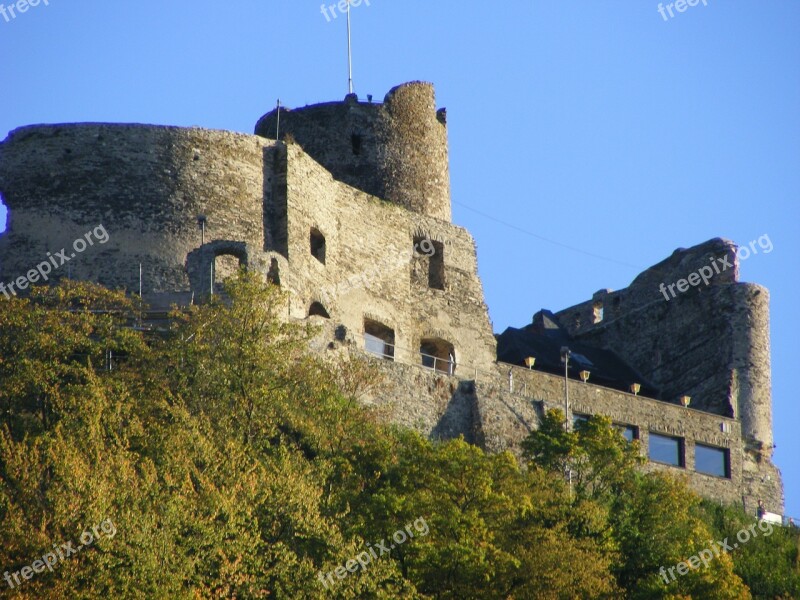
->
[695,444,730,478]
[419,338,455,375]
[213,252,245,291]
[351,133,362,156]
[310,228,326,264]
[649,433,685,467]
[309,302,330,319]
[413,236,444,290]
[615,424,638,442]
[267,258,281,286]
[573,414,590,430]
[0,191,7,231]
[214,254,241,282]
[593,301,604,323]
[364,319,394,360]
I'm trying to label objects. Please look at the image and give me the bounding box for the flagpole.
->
[346,0,354,95]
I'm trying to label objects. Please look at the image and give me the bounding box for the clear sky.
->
[1,1,798,516]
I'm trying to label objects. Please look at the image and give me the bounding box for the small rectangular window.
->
[593,301,604,323]
[695,443,730,478]
[572,414,590,430]
[351,134,362,156]
[615,423,638,442]
[413,236,445,290]
[649,432,684,467]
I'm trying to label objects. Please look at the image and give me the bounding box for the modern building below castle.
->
[0,81,784,518]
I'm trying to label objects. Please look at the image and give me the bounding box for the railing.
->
[420,351,455,376]
[363,337,457,376]
[364,337,396,361]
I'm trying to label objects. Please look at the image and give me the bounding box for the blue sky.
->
[1,1,798,516]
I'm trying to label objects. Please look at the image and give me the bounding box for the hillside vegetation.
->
[0,275,798,599]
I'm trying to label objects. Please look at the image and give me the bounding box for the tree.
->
[522,409,751,598]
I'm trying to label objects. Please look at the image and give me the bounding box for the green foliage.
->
[522,409,644,503]
[700,500,800,599]
[0,276,792,598]
[523,409,752,599]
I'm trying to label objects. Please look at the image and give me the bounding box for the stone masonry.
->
[0,81,783,516]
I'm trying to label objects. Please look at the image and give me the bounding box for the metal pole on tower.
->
[276,99,281,140]
[346,0,354,95]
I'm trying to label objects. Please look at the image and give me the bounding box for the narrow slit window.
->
[310,228,326,264]
[351,134,362,156]
[593,301,604,323]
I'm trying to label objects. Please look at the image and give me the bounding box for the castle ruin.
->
[0,81,783,516]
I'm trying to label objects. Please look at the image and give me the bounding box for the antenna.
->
[346,0,354,95]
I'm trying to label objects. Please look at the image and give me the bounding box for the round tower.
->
[254,81,451,221]
[0,124,272,294]
[731,283,774,454]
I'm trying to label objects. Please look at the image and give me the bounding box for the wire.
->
[452,200,644,269]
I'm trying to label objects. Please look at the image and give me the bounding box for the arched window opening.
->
[364,319,395,360]
[420,338,455,375]
[310,228,326,264]
[214,253,244,289]
[309,302,330,319]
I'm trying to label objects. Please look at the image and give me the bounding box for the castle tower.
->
[254,81,451,221]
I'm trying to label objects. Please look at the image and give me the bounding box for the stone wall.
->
[279,142,496,369]
[354,352,783,515]
[255,82,451,221]
[0,83,783,518]
[0,124,275,294]
[552,239,773,444]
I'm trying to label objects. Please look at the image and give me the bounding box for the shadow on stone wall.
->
[431,380,478,444]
